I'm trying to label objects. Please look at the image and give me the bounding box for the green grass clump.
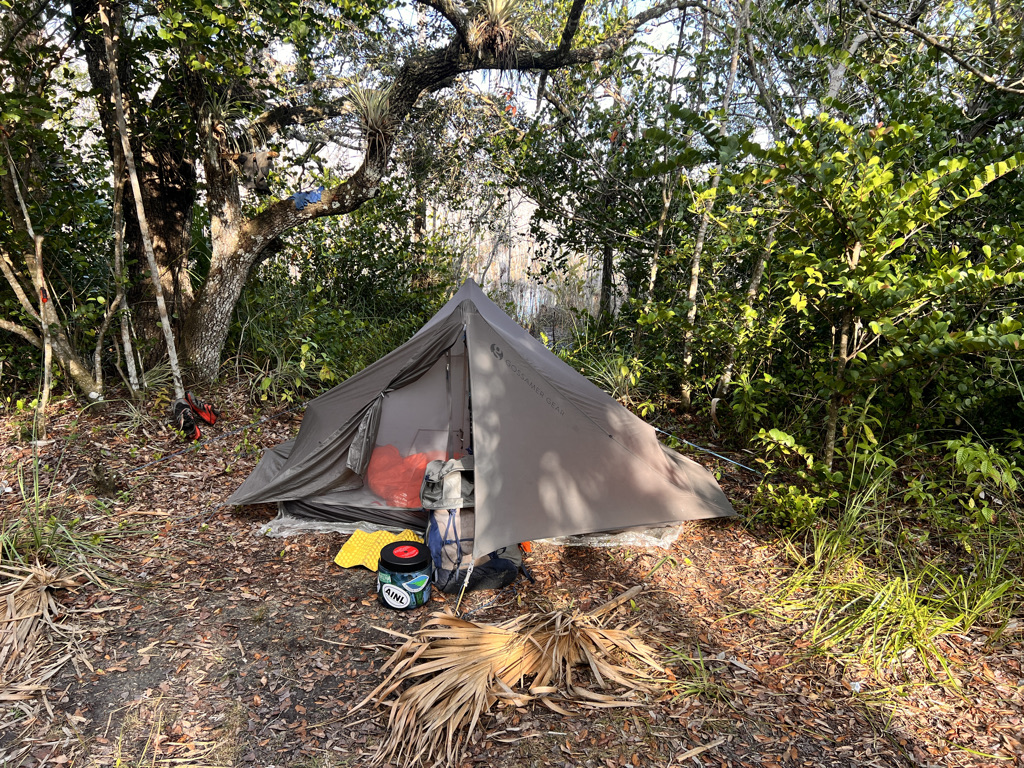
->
[768,460,1021,680]
[2,448,138,586]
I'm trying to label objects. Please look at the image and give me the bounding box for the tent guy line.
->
[652,427,763,476]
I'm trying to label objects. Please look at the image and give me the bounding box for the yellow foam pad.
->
[334,529,424,572]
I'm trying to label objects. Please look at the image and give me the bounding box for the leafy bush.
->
[770,441,1022,680]
[227,181,456,401]
[753,483,831,532]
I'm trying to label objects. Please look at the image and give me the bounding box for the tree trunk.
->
[2,142,105,402]
[122,134,197,353]
[410,129,430,261]
[67,0,719,383]
[822,308,853,472]
[822,241,862,471]
[714,225,774,399]
[678,172,722,409]
[110,151,141,394]
[100,0,185,399]
[34,234,52,439]
[679,0,749,409]
[183,126,397,381]
[643,17,688,307]
[598,240,615,324]
[72,0,196,360]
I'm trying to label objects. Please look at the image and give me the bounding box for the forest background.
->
[2,0,1023,681]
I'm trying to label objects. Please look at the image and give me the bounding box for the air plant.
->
[467,0,525,62]
[348,84,394,152]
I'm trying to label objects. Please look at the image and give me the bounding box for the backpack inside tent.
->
[228,279,735,559]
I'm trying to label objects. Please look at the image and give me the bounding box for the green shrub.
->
[753,482,831,532]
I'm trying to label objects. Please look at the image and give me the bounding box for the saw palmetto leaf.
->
[358,604,664,767]
[0,564,85,719]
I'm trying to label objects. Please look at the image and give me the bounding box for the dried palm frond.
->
[0,564,84,717]
[358,602,664,768]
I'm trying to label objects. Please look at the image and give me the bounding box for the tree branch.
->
[239,0,718,259]
[0,250,41,323]
[418,0,470,46]
[0,0,55,60]
[93,293,123,384]
[853,0,1024,95]
[0,317,42,347]
[531,0,720,70]
[252,102,347,142]
[99,0,185,398]
[557,0,589,54]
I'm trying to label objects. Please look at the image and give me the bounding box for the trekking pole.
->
[454,561,474,615]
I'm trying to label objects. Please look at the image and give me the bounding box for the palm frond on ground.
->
[358,605,665,767]
[0,565,86,726]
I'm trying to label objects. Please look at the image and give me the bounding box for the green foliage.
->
[348,84,394,136]
[753,483,831,532]
[763,437,1022,680]
[898,434,1024,533]
[1,23,118,398]
[230,182,455,401]
[776,506,1018,678]
[679,112,1024,467]
[558,329,657,416]
[754,428,817,473]
[662,644,734,704]
[946,435,1021,515]
[1,451,133,584]
[782,541,1013,678]
[143,0,386,83]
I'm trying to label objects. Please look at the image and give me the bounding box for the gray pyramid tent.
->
[229,279,734,556]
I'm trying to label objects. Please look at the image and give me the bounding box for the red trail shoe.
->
[185,391,221,425]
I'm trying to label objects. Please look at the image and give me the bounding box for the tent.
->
[228,279,735,557]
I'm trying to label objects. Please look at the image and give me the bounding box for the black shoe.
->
[171,399,202,441]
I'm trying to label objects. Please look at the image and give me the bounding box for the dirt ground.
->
[1,394,1021,767]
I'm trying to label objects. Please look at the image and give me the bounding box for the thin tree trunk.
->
[679,0,749,409]
[3,150,49,437]
[34,235,51,439]
[71,0,196,358]
[110,152,139,394]
[823,308,853,472]
[822,241,862,471]
[3,143,103,408]
[714,225,774,399]
[119,310,141,392]
[804,9,870,103]
[644,17,688,305]
[92,293,123,393]
[598,240,615,323]
[99,0,184,399]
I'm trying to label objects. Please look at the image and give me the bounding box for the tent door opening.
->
[371,339,470,464]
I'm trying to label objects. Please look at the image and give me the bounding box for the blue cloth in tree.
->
[290,185,325,210]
